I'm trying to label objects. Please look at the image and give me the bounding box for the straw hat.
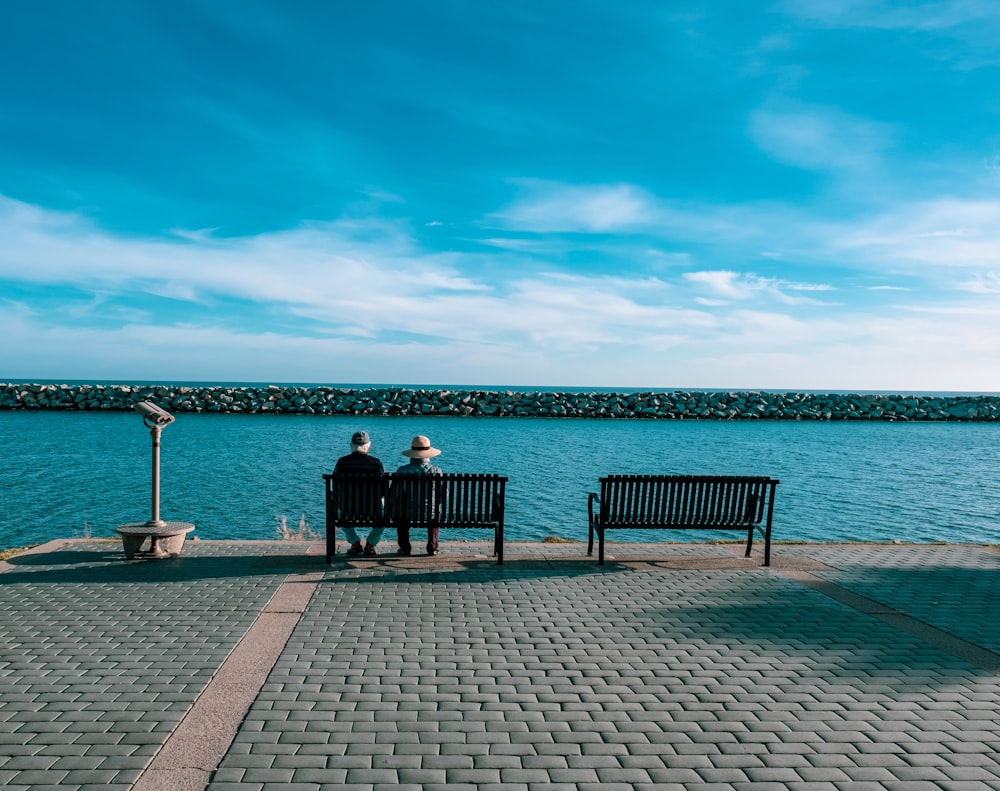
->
[402,435,441,458]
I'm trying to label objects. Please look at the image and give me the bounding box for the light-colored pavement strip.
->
[3,540,1000,790]
[132,571,321,791]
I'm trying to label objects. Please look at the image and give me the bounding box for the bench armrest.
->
[587,492,601,524]
[587,492,601,556]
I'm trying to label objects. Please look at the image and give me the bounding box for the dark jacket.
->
[331,451,386,522]
[334,451,384,475]
[389,459,445,524]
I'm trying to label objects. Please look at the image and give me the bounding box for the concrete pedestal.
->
[115,522,196,559]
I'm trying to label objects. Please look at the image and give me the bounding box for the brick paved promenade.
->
[2,539,1000,790]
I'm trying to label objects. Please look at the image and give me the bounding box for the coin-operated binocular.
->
[115,401,194,559]
[135,400,175,427]
[134,402,176,527]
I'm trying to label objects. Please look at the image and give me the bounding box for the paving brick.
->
[445,767,502,783]
[211,767,245,782]
[61,768,121,784]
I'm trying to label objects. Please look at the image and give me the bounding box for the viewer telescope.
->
[117,399,194,553]
[135,401,175,427]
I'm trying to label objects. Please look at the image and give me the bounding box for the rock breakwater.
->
[2,383,999,420]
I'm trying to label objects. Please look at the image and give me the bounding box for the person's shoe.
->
[364,543,377,557]
[427,549,439,556]
[399,546,411,556]
[347,542,364,556]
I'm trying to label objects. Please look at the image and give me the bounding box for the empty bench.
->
[588,475,779,565]
[323,472,509,564]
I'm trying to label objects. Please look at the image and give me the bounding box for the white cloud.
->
[785,282,835,292]
[986,155,1000,181]
[489,180,772,243]
[836,197,1000,268]
[0,195,712,363]
[478,238,541,251]
[485,180,1000,298]
[779,0,999,32]
[685,270,750,299]
[3,191,1000,390]
[490,181,658,233]
[684,270,833,305]
[749,100,892,176]
[169,227,220,242]
[777,0,1000,69]
[957,271,1000,293]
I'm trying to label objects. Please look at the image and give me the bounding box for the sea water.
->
[2,409,999,550]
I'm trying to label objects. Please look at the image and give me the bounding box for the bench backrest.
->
[390,473,507,527]
[325,473,387,526]
[324,472,508,528]
[597,475,778,528]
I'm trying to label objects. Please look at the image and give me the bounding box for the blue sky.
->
[2,1,1000,391]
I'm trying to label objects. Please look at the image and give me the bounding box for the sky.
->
[2,1,1000,392]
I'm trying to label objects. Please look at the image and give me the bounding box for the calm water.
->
[2,410,999,550]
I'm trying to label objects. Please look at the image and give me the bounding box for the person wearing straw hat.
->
[333,430,385,556]
[391,435,445,556]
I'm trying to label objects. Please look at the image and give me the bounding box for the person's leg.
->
[342,526,360,545]
[363,526,384,555]
[343,526,363,554]
[426,526,439,555]
[396,524,411,555]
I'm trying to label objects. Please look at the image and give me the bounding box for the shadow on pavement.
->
[626,570,1000,685]
[0,545,617,584]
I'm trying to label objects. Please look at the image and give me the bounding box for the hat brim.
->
[402,448,441,458]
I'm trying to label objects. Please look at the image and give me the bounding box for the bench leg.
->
[160,533,187,558]
[598,528,605,566]
[120,534,146,560]
[158,533,188,557]
[745,525,772,566]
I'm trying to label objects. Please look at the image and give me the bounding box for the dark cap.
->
[351,431,370,445]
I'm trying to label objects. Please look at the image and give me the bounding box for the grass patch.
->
[0,545,36,561]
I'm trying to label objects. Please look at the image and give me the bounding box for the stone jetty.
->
[1,382,998,420]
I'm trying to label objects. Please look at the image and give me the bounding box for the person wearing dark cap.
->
[333,430,385,556]
[391,435,445,556]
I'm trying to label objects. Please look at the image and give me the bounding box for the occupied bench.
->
[323,472,509,564]
[588,475,779,566]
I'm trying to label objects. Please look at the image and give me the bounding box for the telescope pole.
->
[148,423,166,527]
